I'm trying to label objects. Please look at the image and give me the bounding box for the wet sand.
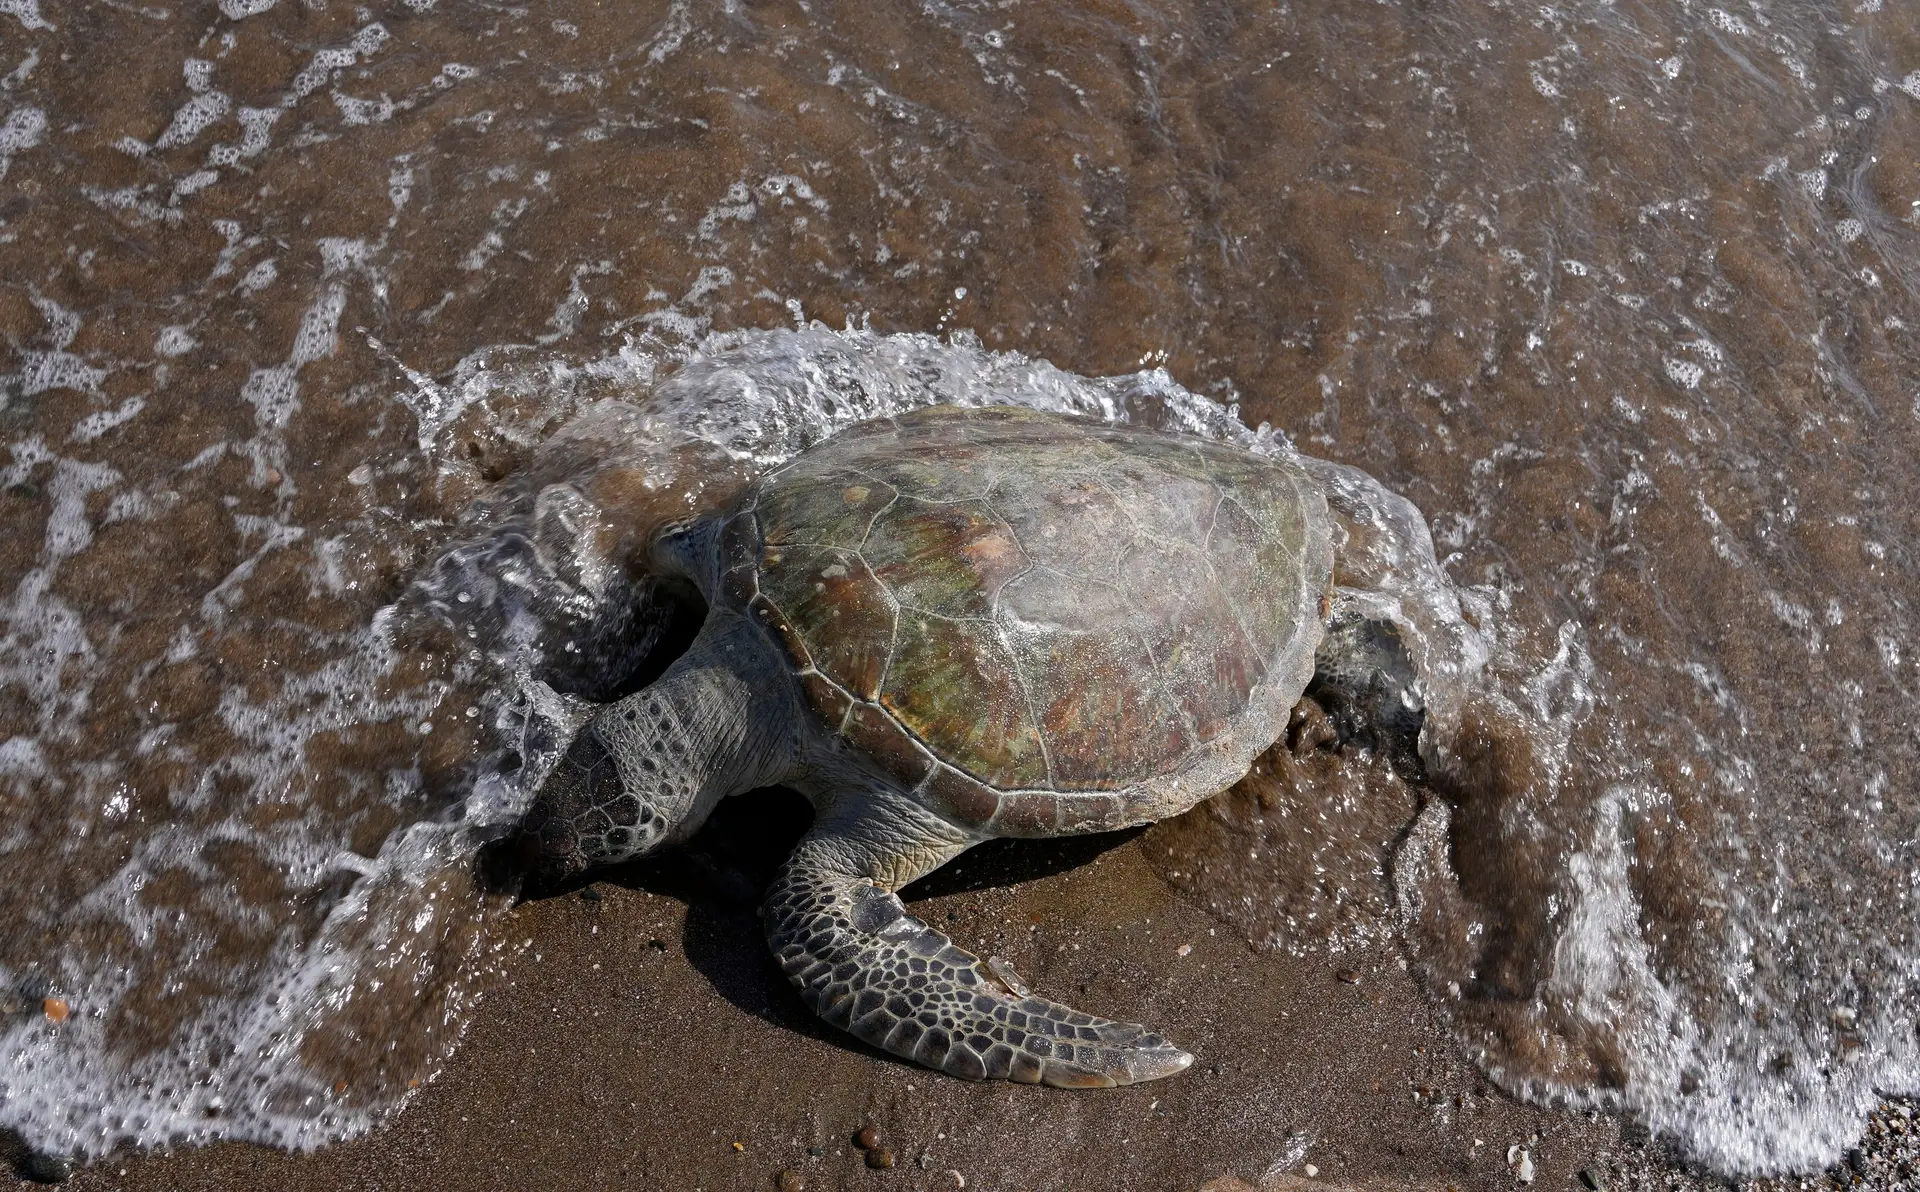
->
[19,787,1680,1192]
[23,770,1920,1191]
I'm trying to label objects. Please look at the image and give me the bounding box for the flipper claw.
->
[986,956,1031,998]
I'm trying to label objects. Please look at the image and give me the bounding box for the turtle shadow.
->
[902,823,1146,900]
[514,786,1144,1062]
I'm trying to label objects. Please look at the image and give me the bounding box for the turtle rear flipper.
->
[764,804,1194,1087]
[1309,607,1427,780]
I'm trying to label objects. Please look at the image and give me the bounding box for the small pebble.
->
[855,1124,880,1149]
[1578,1170,1608,1191]
[1304,1163,1319,1177]
[865,1147,896,1170]
[1336,969,1360,984]
[806,1146,825,1158]
[42,997,70,1023]
[775,1170,804,1192]
[1176,943,1193,957]
[732,1141,746,1152]
[579,885,603,902]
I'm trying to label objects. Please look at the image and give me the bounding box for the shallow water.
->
[1,0,1918,1177]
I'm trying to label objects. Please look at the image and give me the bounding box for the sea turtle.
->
[518,404,1419,1088]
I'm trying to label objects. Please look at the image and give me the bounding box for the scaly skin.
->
[764,801,1193,1086]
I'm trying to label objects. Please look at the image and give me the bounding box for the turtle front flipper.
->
[764,806,1194,1088]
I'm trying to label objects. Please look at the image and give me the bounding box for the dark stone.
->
[19,1150,74,1184]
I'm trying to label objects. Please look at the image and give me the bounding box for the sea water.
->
[1,0,1917,1178]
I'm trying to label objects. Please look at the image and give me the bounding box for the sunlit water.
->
[1,0,1917,1178]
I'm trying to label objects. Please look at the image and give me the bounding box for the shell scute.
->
[1125,555,1265,743]
[748,593,813,670]
[1095,457,1219,547]
[988,473,1131,581]
[869,446,995,502]
[861,498,1027,620]
[1054,793,1127,834]
[756,545,896,701]
[996,575,1189,789]
[842,700,933,787]
[988,792,1061,837]
[757,467,897,550]
[881,610,1047,789]
[798,671,853,730]
[921,764,1001,828]
[1205,495,1305,660]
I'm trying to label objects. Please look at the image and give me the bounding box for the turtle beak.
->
[512,722,675,886]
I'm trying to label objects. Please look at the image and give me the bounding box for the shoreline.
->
[18,793,1721,1192]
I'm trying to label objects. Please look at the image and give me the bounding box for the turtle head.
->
[516,720,678,883]
[513,608,796,886]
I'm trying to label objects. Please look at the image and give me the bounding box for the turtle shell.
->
[718,404,1332,836]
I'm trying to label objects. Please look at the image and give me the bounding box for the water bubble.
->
[1663,358,1704,388]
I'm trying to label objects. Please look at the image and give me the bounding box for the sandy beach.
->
[18,783,1710,1192]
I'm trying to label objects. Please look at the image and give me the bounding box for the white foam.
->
[1708,8,1753,35]
[643,0,693,65]
[0,104,45,180]
[69,396,147,444]
[238,258,277,294]
[1663,357,1705,388]
[154,326,197,357]
[0,0,51,31]
[154,91,230,151]
[206,106,280,168]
